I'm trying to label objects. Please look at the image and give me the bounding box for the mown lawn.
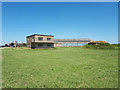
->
[2,47,118,88]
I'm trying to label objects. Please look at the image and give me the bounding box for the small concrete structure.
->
[26,34,54,48]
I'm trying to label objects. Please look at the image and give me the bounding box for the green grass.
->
[2,47,118,88]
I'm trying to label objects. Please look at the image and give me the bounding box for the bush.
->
[83,43,114,49]
[112,44,120,47]
[23,43,26,46]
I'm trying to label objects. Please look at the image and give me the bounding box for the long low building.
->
[54,39,92,47]
[54,39,92,42]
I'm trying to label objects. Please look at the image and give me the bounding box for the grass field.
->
[2,47,118,88]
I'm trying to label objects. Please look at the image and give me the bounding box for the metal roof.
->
[54,39,92,42]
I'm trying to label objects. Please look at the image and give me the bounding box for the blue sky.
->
[2,2,118,44]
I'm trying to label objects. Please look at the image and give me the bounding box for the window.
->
[32,37,34,39]
[47,38,51,41]
[38,37,43,40]
[47,44,51,46]
[38,44,43,46]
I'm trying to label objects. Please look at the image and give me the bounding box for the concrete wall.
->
[54,43,62,47]
[35,36,54,43]
[31,43,54,48]
[27,37,32,48]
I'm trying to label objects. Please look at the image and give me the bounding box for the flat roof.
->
[26,34,54,38]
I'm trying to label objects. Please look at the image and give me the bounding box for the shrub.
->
[83,43,114,49]
[112,44,120,47]
[23,43,26,46]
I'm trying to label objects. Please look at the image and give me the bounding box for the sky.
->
[2,2,118,44]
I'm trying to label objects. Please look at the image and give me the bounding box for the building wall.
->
[27,36,34,48]
[31,43,54,48]
[34,35,54,43]
[54,43,62,47]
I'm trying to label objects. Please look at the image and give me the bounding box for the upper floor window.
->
[38,37,43,41]
[47,38,51,41]
[32,37,34,39]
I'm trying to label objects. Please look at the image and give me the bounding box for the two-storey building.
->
[26,34,54,48]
